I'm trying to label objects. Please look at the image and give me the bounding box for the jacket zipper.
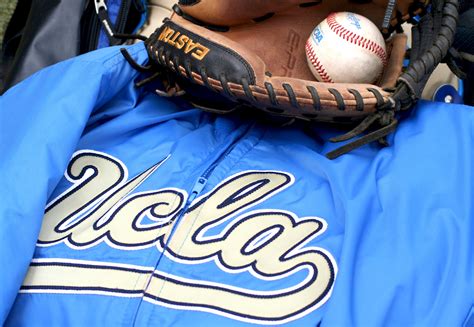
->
[182,142,238,208]
[184,141,239,209]
[132,125,254,325]
[144,131,246,273]
[185,177,208,207]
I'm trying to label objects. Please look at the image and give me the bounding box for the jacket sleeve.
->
[0,42,149,323]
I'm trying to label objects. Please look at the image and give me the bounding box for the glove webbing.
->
[394,0,459,108]
[327,0,459,159]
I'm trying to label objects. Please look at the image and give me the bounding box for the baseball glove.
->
[122,0,459,158]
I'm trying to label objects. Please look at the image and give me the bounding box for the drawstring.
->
[120,48,152,72]
[326,110,398,159]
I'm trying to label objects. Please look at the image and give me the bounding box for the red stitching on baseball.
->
[306,40,333,83]
[327,13,388,66]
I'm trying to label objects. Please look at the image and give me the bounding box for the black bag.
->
[1,0,147,93]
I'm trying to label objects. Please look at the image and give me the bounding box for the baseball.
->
[305,12,387,84]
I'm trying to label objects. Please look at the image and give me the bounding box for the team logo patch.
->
[22,150,337,324]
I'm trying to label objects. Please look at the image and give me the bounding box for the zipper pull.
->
[94,0,119,45]
[94,0,108,14]
[186,177,207,205]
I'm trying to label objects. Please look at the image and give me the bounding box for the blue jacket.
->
[1,42,473,326]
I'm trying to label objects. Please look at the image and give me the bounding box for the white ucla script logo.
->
[22,150,337,324]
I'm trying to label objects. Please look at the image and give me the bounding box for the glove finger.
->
[178,0,309,26]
